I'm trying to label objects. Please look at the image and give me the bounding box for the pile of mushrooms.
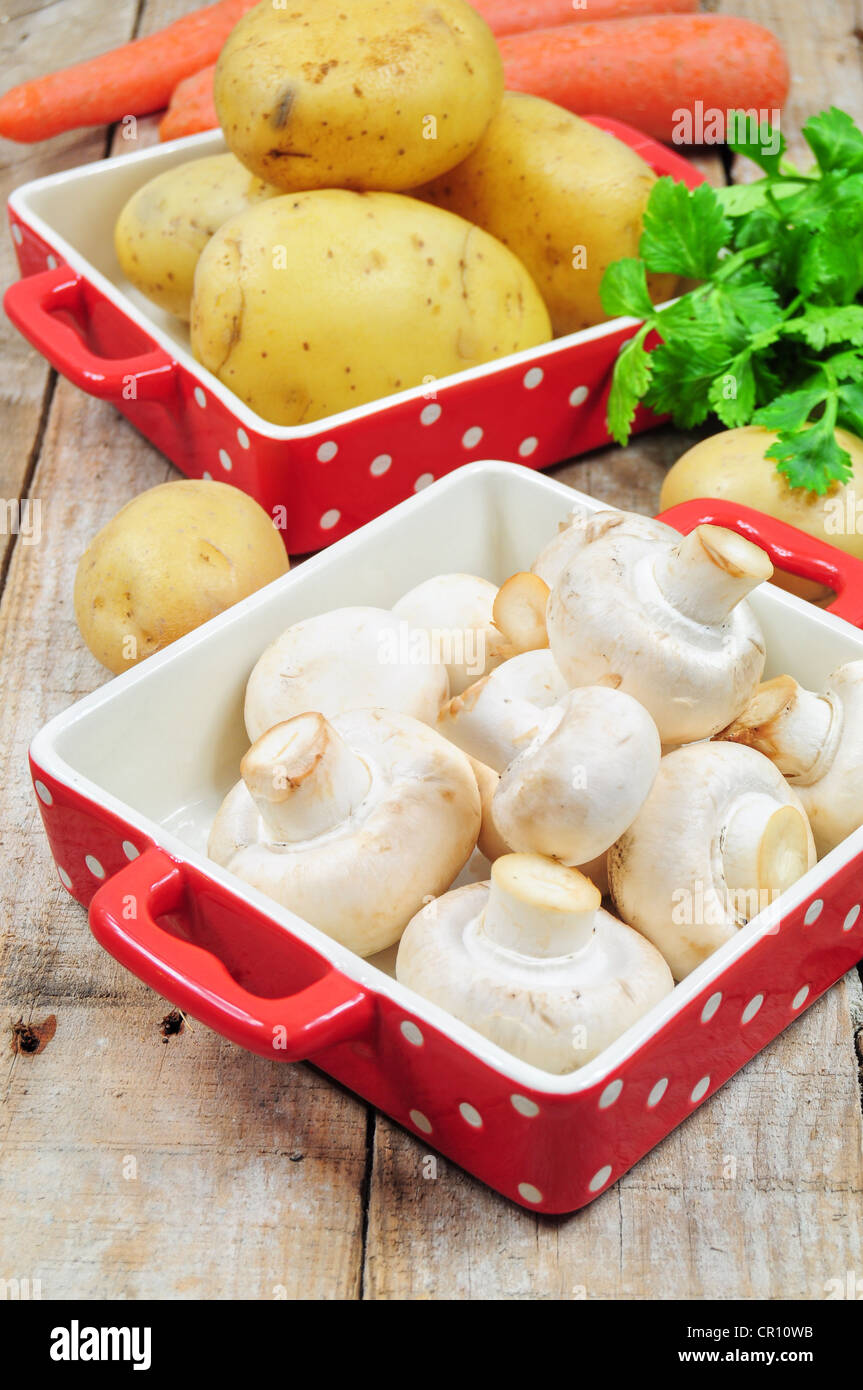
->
[209,509,830,1073]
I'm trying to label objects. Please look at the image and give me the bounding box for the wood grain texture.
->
[0,0,861,1302]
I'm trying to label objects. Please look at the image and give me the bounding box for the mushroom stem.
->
[480,853,600,958]
[241,713,371,843]
[722,793,811,904]
[718,675,835,779]
[654,525,773,625]
[493,572,550,654]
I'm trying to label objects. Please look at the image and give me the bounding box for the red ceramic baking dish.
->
[4,121,701,553]
[29,461,863,1212]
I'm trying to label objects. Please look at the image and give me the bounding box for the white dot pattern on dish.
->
[599,1079,623,1110]
[647,1077,668,1108]
[410,1109,432,1134]
[701,992,722,1023]
[370,454,392,476]
[85,855,105,880]
[320,509,340,531]
[523,367,544,390]
[420,403,441,425]
[519,436,538,458]
[194,387,207,409]
[588,1164,613,1193]
[569,385,589,406]
[12,224,23,245]
[34,780,53,806]
[741,994,764,1024]
[462,426,483,449]
[414,473,434,492]
[459,1102,482,1128]
[518,1182,542,1204]
[58,867,72,890]
[400,1020,423,1046]
[317,440,338,463]
[690,1075,711,1104]
[202,470,213,481]
[843,904,860,932]
[218,449,232,472]
[122,841,140,861]
[47,254,57,270]
[510,1094,539,1117]
[236,428,250,450]
[804,899,823,926]
[792,985,810,1010]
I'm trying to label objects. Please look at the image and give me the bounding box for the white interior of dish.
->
[31,462,863,1093]
[9,131,640,440]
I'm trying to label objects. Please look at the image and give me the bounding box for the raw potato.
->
[419,92,677,335]
[191,190,551,426]
[114,153,279,320]
[74,481,289,674]
[214,0,504,193]
[660,426,863,604]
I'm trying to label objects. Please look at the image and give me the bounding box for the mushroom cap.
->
[547,530,767,743]
[244,606,449,742]
[532,506,680,590]
[209,707,481,956]
[437,648,568,772]
[492,686,661,864]
[787,662,863,856]
[396,867,673,1074]
[608,741,816,980]
[391,573,508,696]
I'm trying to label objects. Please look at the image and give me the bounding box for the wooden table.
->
[1,0,861,1301]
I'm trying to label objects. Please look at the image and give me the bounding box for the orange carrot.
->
[470,0,697,36]
[160,65,218,142]
[0,0,258,143]
[499,14,790,142]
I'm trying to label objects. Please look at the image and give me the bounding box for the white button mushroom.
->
[608,741,816,981]
[391,573,510,696]
[208,709,481,957]
[532,504,681,590]
[437,648,569,772]
[492,686,661,865]
[547,523,772,744]
[244,606,449,742]
[396,853,673,1074]
[717,663,863,857]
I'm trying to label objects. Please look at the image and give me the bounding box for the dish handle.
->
[4,265,175,402]
[657,498,863,629]
[89,847,374,1061]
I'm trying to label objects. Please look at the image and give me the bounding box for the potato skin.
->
[419,92,677,336]
[114,153,279,319]
[660,425,863,603]
[74,481,289,674]
[214,0,504,192]
[190,190,551,426]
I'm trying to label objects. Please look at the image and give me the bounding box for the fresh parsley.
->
[601,106,863,494]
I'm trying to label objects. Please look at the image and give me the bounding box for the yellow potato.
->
[660,425,863,604]
[114,153,279,319]
[190,190,551,426]
[419,92,678,336]
[214,0,503,192]
[74,481,289,674]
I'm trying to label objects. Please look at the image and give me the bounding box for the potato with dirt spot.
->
[214,0,504,193]
[418,92,678,336]
[114,153,280,320]
[190,189,551,426]
[74,481,289,674]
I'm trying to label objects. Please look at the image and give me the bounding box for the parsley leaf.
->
[607,325,653,446]
[783,305,863,350]
[599,258,656,322]
[766,409,853,494]
[803,107,863,174]
[639,178,731,278]
[726,111,787,176]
